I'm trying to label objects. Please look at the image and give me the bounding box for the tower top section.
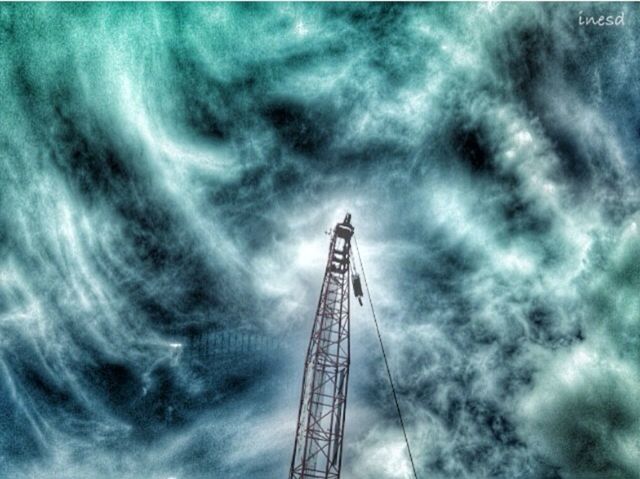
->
[335,213,354,241]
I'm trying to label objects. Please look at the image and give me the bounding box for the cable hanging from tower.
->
[353,234,419,479]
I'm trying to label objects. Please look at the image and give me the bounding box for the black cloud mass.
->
[0,3,639,479]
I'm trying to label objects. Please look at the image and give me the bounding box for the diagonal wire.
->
[353,235,419,479]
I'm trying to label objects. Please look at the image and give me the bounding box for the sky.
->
[0,3,639,479]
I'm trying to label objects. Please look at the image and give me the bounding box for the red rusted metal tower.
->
[289,213,362,479]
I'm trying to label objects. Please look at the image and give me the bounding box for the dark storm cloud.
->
[0,3,639,479]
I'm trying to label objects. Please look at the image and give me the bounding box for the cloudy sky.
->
[1,3,639,479]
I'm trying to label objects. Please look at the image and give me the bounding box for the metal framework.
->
[290,214,355,479]
[188,329,284,359]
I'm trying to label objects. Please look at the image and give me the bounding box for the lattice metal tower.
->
[289,213,362,479]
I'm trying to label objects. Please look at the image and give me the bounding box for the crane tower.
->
[289,213,363,479]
